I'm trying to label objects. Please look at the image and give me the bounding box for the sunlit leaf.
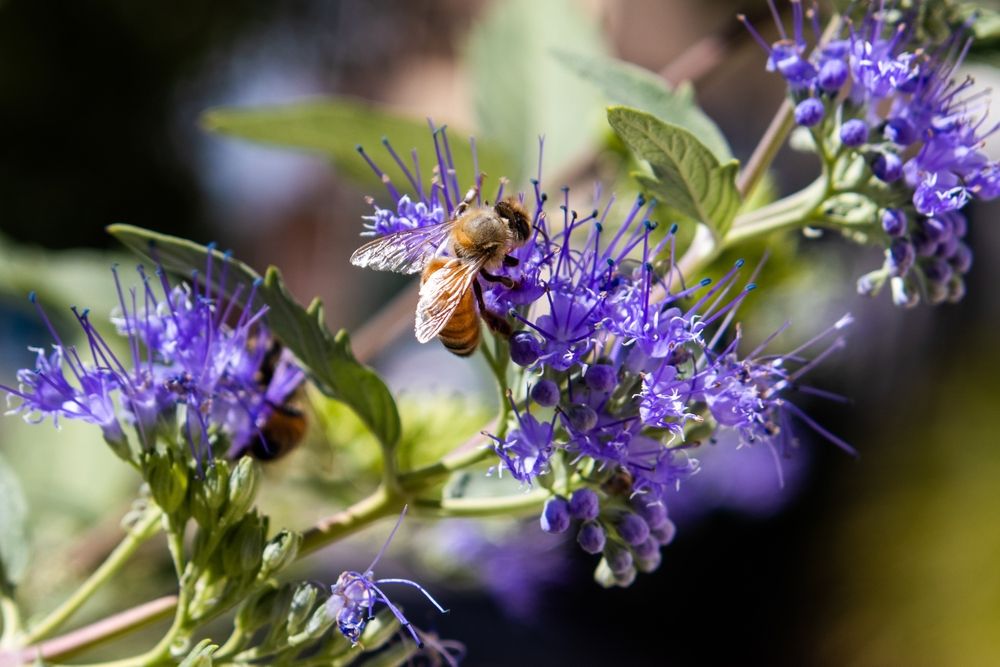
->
[466,0,607,183]
[553,50,732,161]
[106,224,401,455]
[609,106,742,239]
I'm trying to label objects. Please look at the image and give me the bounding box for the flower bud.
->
[884,116,916,145]
[935,235,959,259]
[631,499,668,530]
[908,231,935,258]
[233,584,279,635]
[840,119,869,147]
[584,364,616,393]
[566,403,598,432]
[286,583,318,637]
[614,566,637,587]
[880,208,907,237]
[652,518,677,545]
[794,98,824,127]
[509,332,540,367]
[223,456,259,526]
[260,529,301,578]
[178,639,216,667]
[102,421,132,462]
[222,512,265,579]
[635,549,662,574]
[948,277,966,303]
[616,514,650,546]
[951,242,973,274]
[540,496,571,534]
[818,59,848,92]
[922,217,951,243]
[604,542,633,574]
[196,461,229,512]
[891,276,919,308]
[922,257,953,285]
[633,536,660,560]
[577,521,606,554]
[594,557,617,588]
[569,488,600,520]
[301,595,339,639]
[358,608,402,653]
[530,379,560,407]
[926,280,949,305]
[148,453,189,514]
[856,268,888,297]
[873,152,902,182]
[888,239,915,276]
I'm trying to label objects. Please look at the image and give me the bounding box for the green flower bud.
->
[203,460,230,510]
[259,529,301,578]
[222,512,265,579]
[299,596,338,640]
[233,583,279,636]
[359,608,401,652]
[189,480,214,528]
[177,639,217,667]
[286,583,317,637]
[593,557,617,589]
[222,457,258,526]
[148,453,189,514]
[259,583,297,650]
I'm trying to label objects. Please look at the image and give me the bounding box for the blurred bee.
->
[247,339,307,461]
[351,186,531,356]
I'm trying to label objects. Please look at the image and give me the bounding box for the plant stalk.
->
[22,507,165,646]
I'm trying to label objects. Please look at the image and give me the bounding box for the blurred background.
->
[2,0,1000,665]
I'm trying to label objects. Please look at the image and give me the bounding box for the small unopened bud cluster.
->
[858,208,972,307]
[541,488,676,588]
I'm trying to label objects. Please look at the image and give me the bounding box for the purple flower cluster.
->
[748,1,994,306]
[356,131,854,587]
[1,252,305,470]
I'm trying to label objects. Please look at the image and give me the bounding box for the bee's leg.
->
[453,186,480,218]
[479,268,520,290]
[472,280,513,339]
[503,255,520,267]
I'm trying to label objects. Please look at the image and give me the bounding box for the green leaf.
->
[0,452,29,587]
[608,106,742,239]
[466,0,608,183]
[200,97,513,197]
[105,224,401,454]
[553,50,733,161]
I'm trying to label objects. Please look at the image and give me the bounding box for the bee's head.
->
[494,197,531,245]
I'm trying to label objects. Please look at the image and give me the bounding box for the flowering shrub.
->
[0,1,998,665]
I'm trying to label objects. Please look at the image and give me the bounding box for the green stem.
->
[412,488,551,518]
[722,175,830,247]
[0,596,22,649]
[736,97,796,202]
[298,486,403,558]
[23,506,164,646]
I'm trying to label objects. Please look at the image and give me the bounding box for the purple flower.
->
[2,251,306,472]
[327,507,446,647]
[363,195,444,237]
[840,119,870,147]
[795,98,824,126]
[488,393,555,483]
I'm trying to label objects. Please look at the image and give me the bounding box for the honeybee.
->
[246,339,307,460]
[351,186,531,356]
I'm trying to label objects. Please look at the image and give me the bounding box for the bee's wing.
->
[415,257,487,343]
[350,221,456,275]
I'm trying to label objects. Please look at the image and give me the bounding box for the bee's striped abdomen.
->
[437,289,480,356]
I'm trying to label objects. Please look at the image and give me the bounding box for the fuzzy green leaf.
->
[553,50,732,161]
[200,97,512,196]
[105,224,401,453]
[466,0,607,183]
[608,106,741,239]
[0,453,29,588]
